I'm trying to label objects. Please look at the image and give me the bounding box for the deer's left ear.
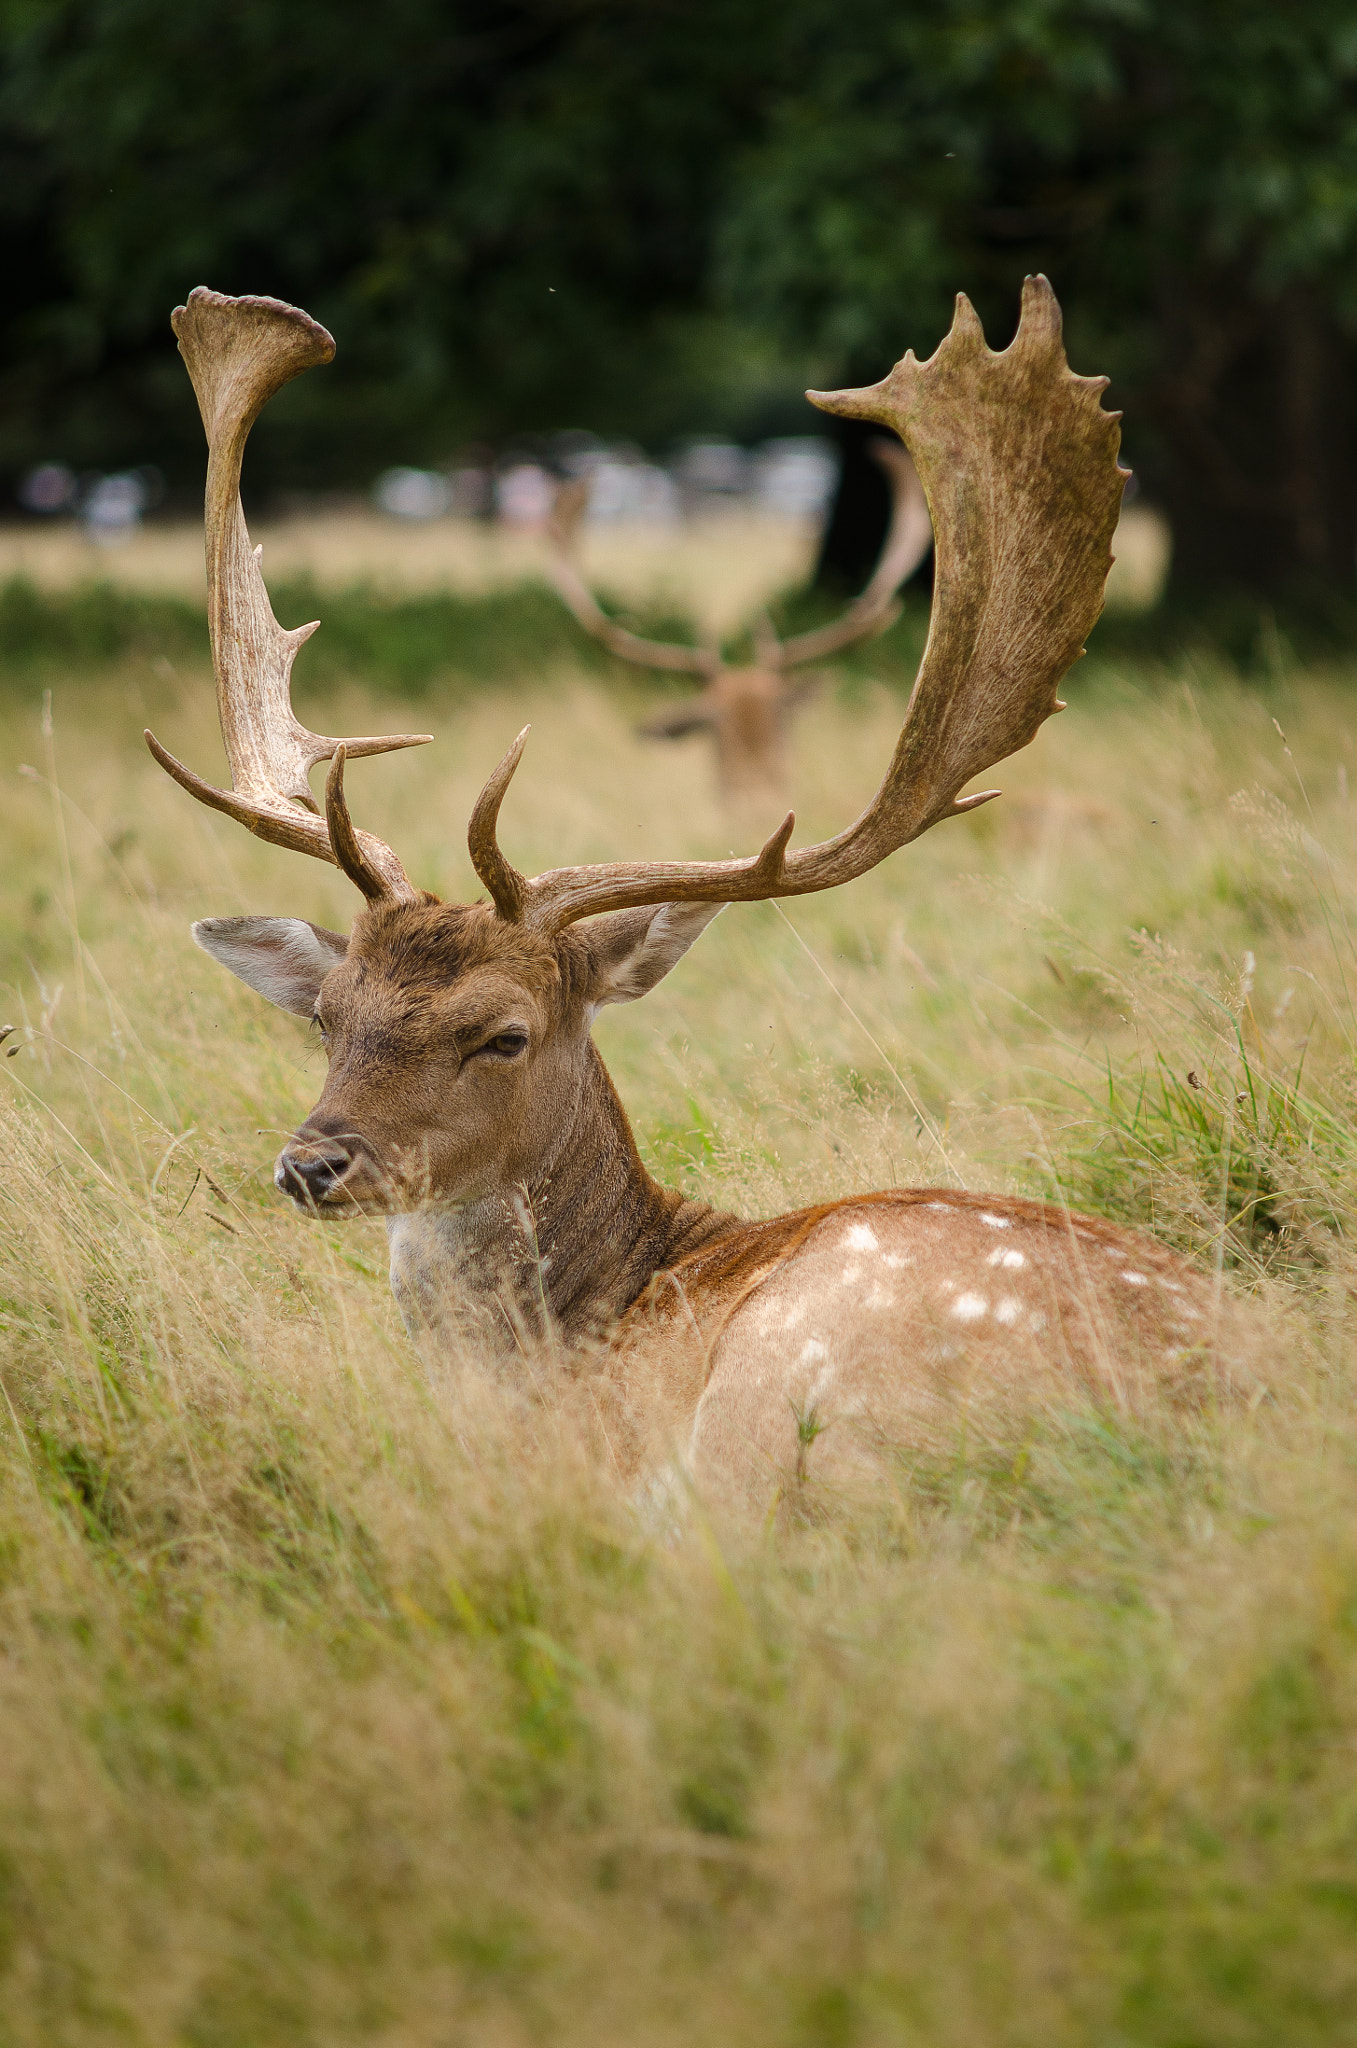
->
[584,902,725,1008]
[192,916,349,1017]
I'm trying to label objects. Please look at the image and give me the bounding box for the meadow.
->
[2,530,1357,2046]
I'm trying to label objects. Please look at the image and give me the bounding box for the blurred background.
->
[3,0,1356,633]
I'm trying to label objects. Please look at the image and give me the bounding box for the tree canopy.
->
[4,0,1357,590]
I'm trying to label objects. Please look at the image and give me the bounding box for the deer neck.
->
[386,1038,737,1347]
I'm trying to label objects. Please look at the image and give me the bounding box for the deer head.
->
[152,280,1126,1335]
[544,441,933,808]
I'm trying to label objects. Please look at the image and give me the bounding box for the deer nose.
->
[275,1141,352,1207]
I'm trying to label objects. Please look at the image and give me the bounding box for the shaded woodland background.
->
[4,0,1357,604]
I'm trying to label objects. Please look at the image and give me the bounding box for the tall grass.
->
[3,615,1357,2044]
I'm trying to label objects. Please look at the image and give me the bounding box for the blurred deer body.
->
[150,285,1237,1507]
[642,661,798,805]
[546,443,932,809]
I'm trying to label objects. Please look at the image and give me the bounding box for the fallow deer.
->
[545,443,932,808]
[149,283,1244,1507]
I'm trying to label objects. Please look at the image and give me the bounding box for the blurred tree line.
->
[3,0,1357,598]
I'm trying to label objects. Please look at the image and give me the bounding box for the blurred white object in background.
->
[18,462,77,514]
[672,439,750,513]
[751,438,838,519]
[495,462,555,528]
[374,466,453,520]
[579,453,679,527]
[81,469,163,547]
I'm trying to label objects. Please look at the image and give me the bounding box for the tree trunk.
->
[813,417,896,592]
[1153,286,1357,600]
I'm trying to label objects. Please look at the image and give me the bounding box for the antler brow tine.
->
[144,288,432,901]
[467,274,1127,931]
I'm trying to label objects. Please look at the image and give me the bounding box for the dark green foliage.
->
[5,1,1357,597]
[0,0,779,487]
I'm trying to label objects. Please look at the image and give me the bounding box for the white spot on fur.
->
[882,1252,909,1270]
[951,1292,987,1323]
[995,1297,1021,1325]
[988,1247,1026,1269]
[753,1290,788,1335]
[845,1221,879,1251]
[807,1361,839,1406]
[980,1212,1012,1229]
[799,1337,828,1365]
[925,1201,951,1211]
[1121,1270,1148,1286]
[1029,1311,1048,1333]
[839,1264,862,1288]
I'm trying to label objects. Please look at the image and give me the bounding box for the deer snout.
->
[275,1130,360,1209]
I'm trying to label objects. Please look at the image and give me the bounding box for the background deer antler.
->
[144,289,431,902]
[470,275,1126,929]
[546,440,931,681]
[770,438,933,666]
[545,481,719,677]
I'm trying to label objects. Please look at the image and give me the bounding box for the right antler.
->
[545,480,719,677]
[469,276,1126,930]
[145,289,431,903]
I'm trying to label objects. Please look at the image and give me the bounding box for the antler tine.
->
[773,438,933,669]
[545,475,719,678]
[144,288,431,902]
[471,276,1126,932]
[752,612,783,666]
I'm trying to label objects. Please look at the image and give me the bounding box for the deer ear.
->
[585,902,724,1008]
[192,916,349,1017]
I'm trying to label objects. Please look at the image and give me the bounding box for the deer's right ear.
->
[583,901,725,1008]
[191,917,349,1017]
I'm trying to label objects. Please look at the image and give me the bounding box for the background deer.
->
[150,282,1242,1508]
[545,444,932,809]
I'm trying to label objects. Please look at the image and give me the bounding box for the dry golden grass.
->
[2,600,1357,2045]
[0,507,818,638]
[0,497,1168,626]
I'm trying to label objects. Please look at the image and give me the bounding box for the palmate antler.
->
[144,289,431,902]
[470,276,1126,929]
[545,441,931,680]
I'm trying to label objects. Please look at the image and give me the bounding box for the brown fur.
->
[642,666,793,806]
[606,1188,1253,1505]
[243,900,1254,1507]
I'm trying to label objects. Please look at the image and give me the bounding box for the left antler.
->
[144,289,431,902]
[468,276,1126,930]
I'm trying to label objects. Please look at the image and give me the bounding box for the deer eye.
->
[483,1030,528,1059]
